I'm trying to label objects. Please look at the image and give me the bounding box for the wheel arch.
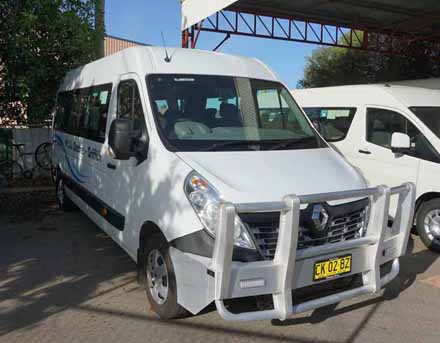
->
[137,221,167,284]
[415,192,440,216]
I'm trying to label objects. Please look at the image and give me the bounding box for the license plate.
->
[313,255,352,281]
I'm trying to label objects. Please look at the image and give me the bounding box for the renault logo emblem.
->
[311,204,329,231]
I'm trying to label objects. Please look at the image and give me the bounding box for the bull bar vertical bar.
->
[212,183,415,321]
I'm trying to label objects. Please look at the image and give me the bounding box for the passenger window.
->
[54,83,112,142]
[366,107,440,162]
[303,107,357,142]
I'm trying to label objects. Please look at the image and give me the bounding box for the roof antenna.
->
[161,31,171,63]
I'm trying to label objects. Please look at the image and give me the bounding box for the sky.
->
[105,1,316,89]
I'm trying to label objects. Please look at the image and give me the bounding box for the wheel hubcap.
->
[424,209,440,239]
[146,249,169,305]
[57,180,65,205]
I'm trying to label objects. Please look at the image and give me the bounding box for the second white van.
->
[293,84,440,252]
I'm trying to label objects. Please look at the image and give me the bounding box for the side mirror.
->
[108,119,132,160]
[391,132,411,154]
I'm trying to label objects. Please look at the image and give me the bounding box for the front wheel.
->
[416,199,440,253]
[141,234,187,319]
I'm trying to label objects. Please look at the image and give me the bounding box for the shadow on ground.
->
[0,209,136,337]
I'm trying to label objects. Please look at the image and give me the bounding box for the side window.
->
[366,108,405,148]
[303,107,357,142]
[117,79,145,131]
[366,107,440,162]
[88,85,111,141]
[54,83,111,142]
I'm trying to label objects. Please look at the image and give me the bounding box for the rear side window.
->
[54,83,112,142]
[302,107,357,142]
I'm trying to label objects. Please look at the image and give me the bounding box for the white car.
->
[293,84,440,252]
[52,47,414,321]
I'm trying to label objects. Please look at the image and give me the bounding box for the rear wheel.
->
[35,142,52,171]
[416,199,440,253]
[56,176,74,211]
[141,234,187,319]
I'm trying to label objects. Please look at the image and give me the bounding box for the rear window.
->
[302,107,357,142]
[54,83,112,143]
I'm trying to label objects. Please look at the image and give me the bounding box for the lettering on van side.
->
[64,138,102,162]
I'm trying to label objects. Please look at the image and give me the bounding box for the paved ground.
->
[1,203,440,343]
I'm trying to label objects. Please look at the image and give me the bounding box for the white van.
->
[52,47,414,321]
[293,84,440,252]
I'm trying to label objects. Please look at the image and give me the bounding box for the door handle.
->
[358,149,372,155]
[107,163,117,170]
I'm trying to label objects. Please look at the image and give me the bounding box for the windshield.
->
[147,74,324,151]
[410,107,440,139]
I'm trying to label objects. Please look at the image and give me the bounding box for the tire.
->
[35,142,52,171]
[416,199,440,253]
[50,167,57,183]
[0,160,24,184]
[141,234,187,319]
[56,175,75,211]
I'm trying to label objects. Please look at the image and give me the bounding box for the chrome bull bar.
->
[211,183,416,321]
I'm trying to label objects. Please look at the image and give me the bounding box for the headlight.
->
[184,171,256,250]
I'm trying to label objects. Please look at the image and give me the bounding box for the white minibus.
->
[52,47,414,321]
[293,84,440,252]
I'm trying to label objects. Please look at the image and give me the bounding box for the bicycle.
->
[0,142,53,186]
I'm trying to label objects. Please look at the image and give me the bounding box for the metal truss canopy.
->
[181,0,440,57]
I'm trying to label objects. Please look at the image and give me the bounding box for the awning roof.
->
[181,0,440,40]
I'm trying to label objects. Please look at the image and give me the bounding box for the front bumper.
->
[170,183,415,321]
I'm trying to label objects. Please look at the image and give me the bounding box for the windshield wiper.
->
[269,137,316,150]
[200,140,274,151]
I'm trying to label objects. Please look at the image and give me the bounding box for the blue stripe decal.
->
[54,133,88,184]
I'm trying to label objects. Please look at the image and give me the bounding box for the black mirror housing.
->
[109,119,132,160]
[391,147,412,155]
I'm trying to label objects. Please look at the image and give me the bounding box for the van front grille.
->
[240,200,368,260]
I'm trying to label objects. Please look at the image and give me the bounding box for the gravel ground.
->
[0,202,439,343]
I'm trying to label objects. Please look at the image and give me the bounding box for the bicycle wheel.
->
[35,142,53,171]
[0,160,24,184]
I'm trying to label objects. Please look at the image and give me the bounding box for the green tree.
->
[298,38,440,88]
[0,0,102,125]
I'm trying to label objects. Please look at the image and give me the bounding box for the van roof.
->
[292,83,440,108]
[60,46,278,92]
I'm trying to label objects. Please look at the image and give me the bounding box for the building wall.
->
[104,35,148,56]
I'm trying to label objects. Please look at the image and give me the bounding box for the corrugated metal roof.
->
[182,0,440,39]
